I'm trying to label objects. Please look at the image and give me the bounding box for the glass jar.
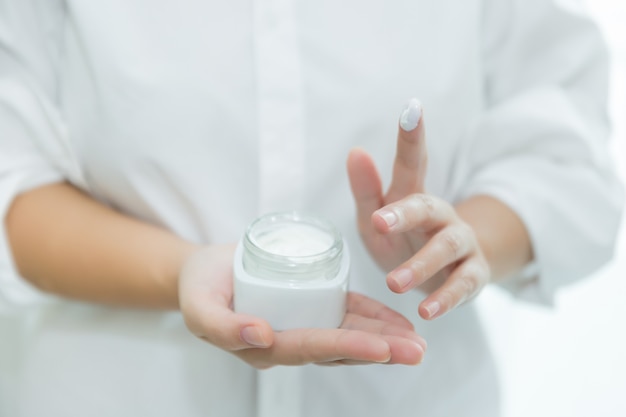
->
[233,211,350,330]
[242,211,344,282]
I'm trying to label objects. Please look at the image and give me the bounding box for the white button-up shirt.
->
[0,1,622,416]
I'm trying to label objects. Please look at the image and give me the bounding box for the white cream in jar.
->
[233,211,349,330]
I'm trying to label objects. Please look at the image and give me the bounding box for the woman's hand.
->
[178,245,427,369]
[347,99,492,320]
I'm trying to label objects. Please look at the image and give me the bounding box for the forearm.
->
[455,195,533,282]
[5,182,199,309]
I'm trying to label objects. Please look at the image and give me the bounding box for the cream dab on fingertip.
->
[399,98,422,132]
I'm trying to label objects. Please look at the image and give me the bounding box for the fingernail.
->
[414,336,428,352]
[406,333,428,353]
[378,210,398,229]
[423,301,440,319]
[241,326,270,347]
[399,98,422,132]
[375,353,393,364]
[411,341,428,365]
[390,269,414,291]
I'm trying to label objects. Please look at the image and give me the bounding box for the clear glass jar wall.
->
[242,211,344,282]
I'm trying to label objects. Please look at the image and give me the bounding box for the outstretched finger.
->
[240,328,392,367]
[386,223,476,293]
[386,98,428,203]
[321,334,425,366]
[418,257,490,320]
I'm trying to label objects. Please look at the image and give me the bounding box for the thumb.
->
[347,148,384,237]
[178,245,275,351]
[185,299,275,351]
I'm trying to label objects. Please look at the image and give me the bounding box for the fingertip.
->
[346,147,371,172]
[418,300,442,320]
[371,211,392,233]
[346,148,358,169]
[386,269,415,294]
[375,343,393,364]
[347,146,367,158]
[385,337,426,365]
[239,319,274,348]
[416,336,428,352]
[410,341,426,365]
[399,98,423,132]
[386,275,403,294]
[364,335,392,363]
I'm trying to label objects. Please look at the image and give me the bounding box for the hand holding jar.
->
[178,244,426,369]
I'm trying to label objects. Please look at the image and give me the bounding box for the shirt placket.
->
[253,1,304,417]
[254,0,305,213]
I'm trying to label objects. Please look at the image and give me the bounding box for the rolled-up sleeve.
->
[0,0,77,308]
[449,0,624,304]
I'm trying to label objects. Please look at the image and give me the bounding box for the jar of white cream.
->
[233,211,349,330]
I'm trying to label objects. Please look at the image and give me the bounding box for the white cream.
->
[399,97,422,131]
[252,223,334,257]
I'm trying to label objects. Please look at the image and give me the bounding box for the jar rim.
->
[244,211,342,261]
[242,211,344,282]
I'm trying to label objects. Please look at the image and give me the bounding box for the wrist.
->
[455,195,533,282]
[162,241,203,310]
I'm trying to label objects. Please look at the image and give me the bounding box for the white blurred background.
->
[476,1,626,416]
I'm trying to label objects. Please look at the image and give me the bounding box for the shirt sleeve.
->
[448,0,624,304]
[0,0,83,309]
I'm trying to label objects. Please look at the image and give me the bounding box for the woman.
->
[0,1,622,416]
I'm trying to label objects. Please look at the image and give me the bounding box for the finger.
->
[419,257,490,320]
[187,299,275,351]
[341,304,428,366]
[346,292,415,330]
[386,98,427,202]
[372,194,456,235]
[240,328,392,366]
[341,311,427,349]
[181,261,274,351]
[316,360,378,366]
[347,148,384,237]
[384,335,426,365]
[325,335,425,366]
[386,223,476,293]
